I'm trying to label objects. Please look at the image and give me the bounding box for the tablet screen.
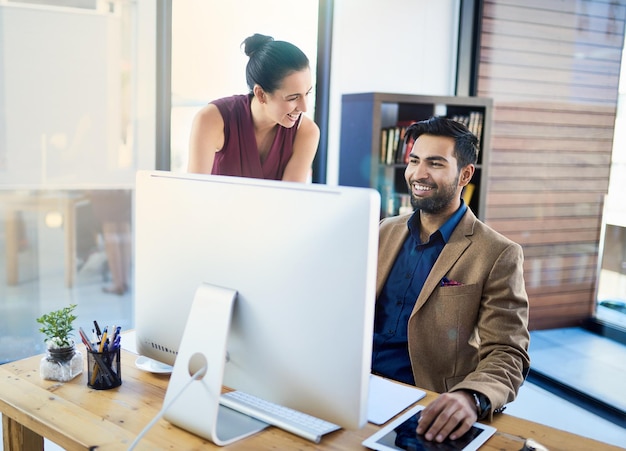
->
[363,405,496,451]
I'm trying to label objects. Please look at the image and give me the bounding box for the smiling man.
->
[372,116,530,443]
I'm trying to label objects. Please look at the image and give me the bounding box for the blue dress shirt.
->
[372,201,467,385]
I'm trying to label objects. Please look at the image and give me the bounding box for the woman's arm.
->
[281,115,320,182]
[187,104,225,174]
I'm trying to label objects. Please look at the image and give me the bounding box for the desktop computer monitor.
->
[134,170,380,431]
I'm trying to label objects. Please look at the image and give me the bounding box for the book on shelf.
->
[396,120,415,164]
[380,121,417,165]
[451,114,470,127]
[380,128,388,163]
[472,111,483,149]
[395,126,407,164]
[450,111,484,149]
[389,127,399,164]
[380,125,400,164]
[462,183,475,206]
[383,127,393,164]
[402,134,415,164]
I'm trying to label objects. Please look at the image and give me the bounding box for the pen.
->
[99,328,108,352]
[111,325,121,343]
[93,321,102,340]
[91,329,109,386]
[78,327,97,352]
[112,334,121,350]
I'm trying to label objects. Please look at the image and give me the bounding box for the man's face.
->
[404,134,463,214]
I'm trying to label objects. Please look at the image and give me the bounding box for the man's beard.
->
[409,174,460,214]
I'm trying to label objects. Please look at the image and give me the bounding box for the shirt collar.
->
[407,200,468,244]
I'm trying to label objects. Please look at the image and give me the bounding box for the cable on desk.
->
[127,365,208,450]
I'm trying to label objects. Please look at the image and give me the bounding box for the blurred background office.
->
[0,0,625,448]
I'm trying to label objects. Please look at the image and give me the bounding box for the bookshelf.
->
[338,92,492,219]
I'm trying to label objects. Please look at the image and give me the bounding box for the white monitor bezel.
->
[134,170,381,430]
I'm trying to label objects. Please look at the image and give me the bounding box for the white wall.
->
[326,0,460,184]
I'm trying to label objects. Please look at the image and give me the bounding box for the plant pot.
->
[40,344,83,382]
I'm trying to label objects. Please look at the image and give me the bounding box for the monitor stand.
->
[163,283,268,446]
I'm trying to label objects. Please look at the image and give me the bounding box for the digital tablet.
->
[362,404,496,451]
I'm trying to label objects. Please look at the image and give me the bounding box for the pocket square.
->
[441,277,463,287]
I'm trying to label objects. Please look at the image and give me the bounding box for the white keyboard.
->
[220,390,341,443]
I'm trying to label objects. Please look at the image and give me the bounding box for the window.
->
[595,43,626,329]
[0,0,154,364]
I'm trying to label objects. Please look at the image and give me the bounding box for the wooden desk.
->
[0,350,621,451]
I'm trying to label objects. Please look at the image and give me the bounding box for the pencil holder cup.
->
[87,347,122,390]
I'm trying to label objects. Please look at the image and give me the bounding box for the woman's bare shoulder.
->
[297,114,320,139]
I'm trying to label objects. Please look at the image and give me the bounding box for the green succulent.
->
[36,304,77,349]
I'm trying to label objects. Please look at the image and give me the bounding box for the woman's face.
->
[263,68,313,128]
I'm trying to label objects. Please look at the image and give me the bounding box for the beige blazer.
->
[377,208,530,419]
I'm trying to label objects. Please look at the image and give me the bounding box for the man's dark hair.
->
[404,116,479,169]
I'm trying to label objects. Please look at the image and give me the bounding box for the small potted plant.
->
[37,304,83,381]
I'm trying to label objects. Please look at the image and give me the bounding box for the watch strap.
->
[470,391,490,420]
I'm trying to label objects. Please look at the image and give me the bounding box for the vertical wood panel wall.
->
[477,0,626,329]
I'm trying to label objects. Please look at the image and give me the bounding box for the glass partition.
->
[0,0,152,364]
[595,198,626,328]
[595,42,626,330]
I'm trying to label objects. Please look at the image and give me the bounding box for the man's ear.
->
[459,165,475,187]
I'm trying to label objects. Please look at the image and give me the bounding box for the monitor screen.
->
[134,170,380,430]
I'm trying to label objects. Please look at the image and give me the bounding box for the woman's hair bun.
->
[242,33,274,57]
[241,33,309,93]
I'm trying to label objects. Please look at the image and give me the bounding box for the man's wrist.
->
[469,391,490,420]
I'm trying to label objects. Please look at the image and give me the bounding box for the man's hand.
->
[416,391,477,442]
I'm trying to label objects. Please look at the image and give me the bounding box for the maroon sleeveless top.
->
[210,94,298,180]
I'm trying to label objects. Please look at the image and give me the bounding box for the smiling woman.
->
[169,0,320,175]
[186,33,320,182]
